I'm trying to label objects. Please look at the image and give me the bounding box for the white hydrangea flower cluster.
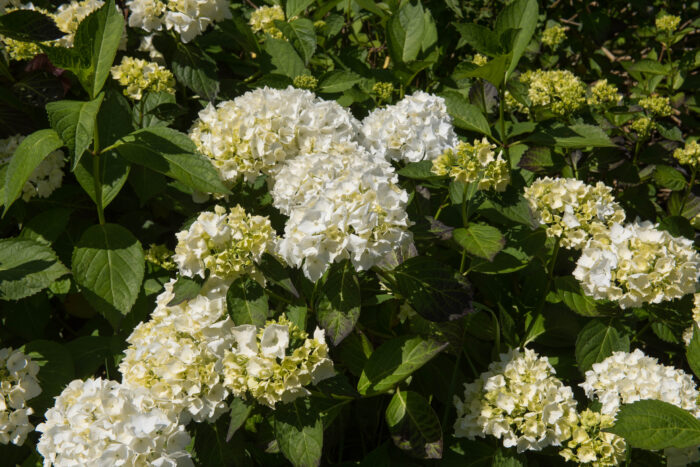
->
[189,86,360,185]
[249,4,285,39]
[523,177,626,250]
[0,348,41,446]
[274,142,413,281]
[559,409,626,466]
[173,205,276,282]
[359,91,458,163]
[573,220,700,309]
[36,377,193,467]
[683,293,700,345]
[126,0,230,43]
[0,134,65,202]
[120,278,234,422]
[453,348,579,453]
[110,56,175,100]
[222,316,335,408]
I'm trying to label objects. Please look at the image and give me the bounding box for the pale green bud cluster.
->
[249,5,285,39]
[656,14,681,33]
[639,95,673,117]
[110,56,175,100]
[472,53,489,66]
[432,138,511,192]
[504,90,528,115]
[541,25,566,49]
[559,409,626,466]
[372,82,394,102]
[588,79,620,107]
[630,116,656,138]
[520,69,586,117]
[145,244,176,271]
[673,140,700,167]
[222,316,335,408]
[523,177,626,250]
[293,74,318,90]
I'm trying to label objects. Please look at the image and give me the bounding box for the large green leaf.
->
[46,94,104,169]
[554,276,602,317]
[72,223,145,328]
[452,23,502,57]
[264,38,308,79]
[653,165,687,191]
[226,277,269,327]
[113,127,229,194]
[73,150,130,208]
[575,320,629,373]
[318,70,362,93]
[166,275,204,307]
[386,1,425,64]
[172,43,220,101]
[686,325,700,379]
[385,389,442,459]
[22,340,75,413]
[494,0,537,77]
[391,257,472,322]
[460,54,511,87]
[316,260,361,346]
[286,0,315,17]
[19,208,72,245]
[525,123,616,148]
[226,398,253,442]
[442,92,492,136]
[277,18,317,65]
[274,398,323,467]
[0,9,63,42]
[607,400,700,450]
[357,336,447,395]
[453,224,505,261]
[0,238,69,300]
[3,128,63,214]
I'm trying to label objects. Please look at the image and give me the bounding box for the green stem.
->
[92,124,105,225]
[441,348,462,429]
[498,83,509,160]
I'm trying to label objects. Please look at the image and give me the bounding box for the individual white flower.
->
[36,377,193,467]
[453,348,579,453]
[523,177,626,250]
[0,134,65,202]
[119,278,234,422]
[0,348,41,446]
[127,0,230,42]
[360,91,458,163]
[222,316,335,408]
[173,205,276,281]
[188,86,360,185]
[275,144,414,281]
[573,221,700,308]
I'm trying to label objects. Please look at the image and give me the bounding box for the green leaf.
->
[653,165,687,191]
[397,160,439,180]
[73,150,130,208]
[317,260,361,346]
[286,0,315,17]
[134,91,178,128]
[167,275,204,307]
[46,94,104,169]
[0,9,63,42]
[607,400,700,450]
[554,276,602,317]
[3,128,63,214]
[453,23,502,57]
[226,277,269,327]
[517,146,566,174]
[19,208,72,245]
[386,1,425,64]
[391,257,472,322]
[22,340,75,413]
[264,38,308,79]
[494,0,538,77]
[525,123,616,148]
[385,389,442,459]
[172,43,220,101]
[460,54,510,87]
[318,70,362,93]
[72,223,145,328]
[0,238,69,300]
[453,224,505,261]
[258,253,299,298]
[358,336,447,395]
[442,92,491,136]
[277,18,317,65]
[686,325,700,379]
[226,398,253,442]
[113,127,229,195]
[274,398,323,467]
[65,335,116,379]
[72,0,125,98]
[575,320,629,373]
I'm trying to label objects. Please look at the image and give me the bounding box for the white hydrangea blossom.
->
[188,86,360,185]
[0,348,41,446]
[120,278,234,422]
[36,377,193,467]
[453,348,579,453]
[0,134,65,201]
[222,316,335,408]
[573,221,700,309]
[683,293,700,345]
[523,177,626,250]
[126,0,230,42]
[275,143,414,282]
[173,205,276,282]
[359,91,458,163]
